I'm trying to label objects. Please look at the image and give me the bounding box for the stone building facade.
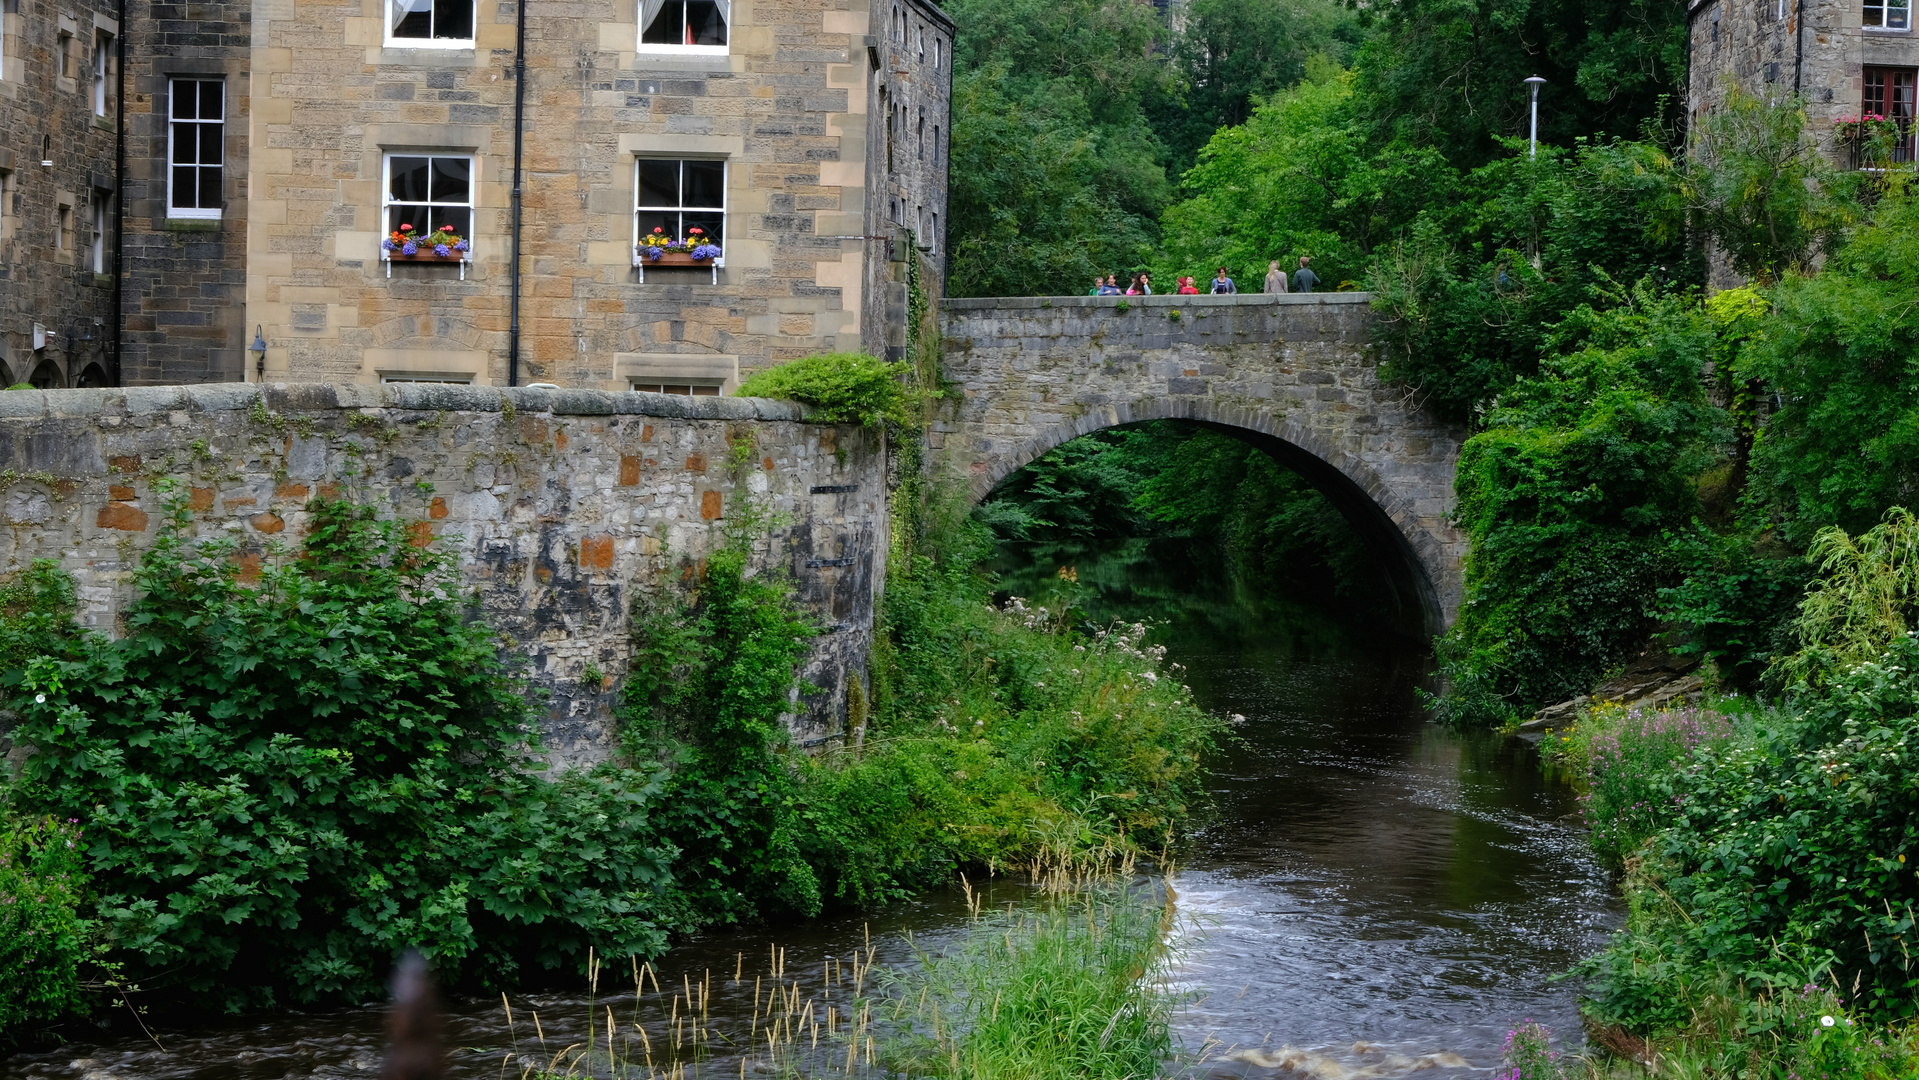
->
[1687,0,1919,164]
[0,0,121,389]
[5,0,950,390]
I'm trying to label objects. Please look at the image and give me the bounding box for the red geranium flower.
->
[400,224,414,232]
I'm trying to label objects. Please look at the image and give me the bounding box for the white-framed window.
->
[91,31,110,115]
[90,196,105,272]
[384,153,474,254]
[387,0,474,47]
[930,211,938,253]
[634,157,725,247]
[638,0,728,51]
[1867,0,1912,29]
[632,380,720,396]
[933,36,940,70]
[168,78,223,219]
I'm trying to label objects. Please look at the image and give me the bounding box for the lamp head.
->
[250,325,267,380]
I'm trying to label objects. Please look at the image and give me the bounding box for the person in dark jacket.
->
[1292,256,1320,293]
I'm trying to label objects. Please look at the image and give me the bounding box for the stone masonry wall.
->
[936,292,1466,633]
[0,384,886,765]
[117,0,252,385]
[0,0,119,388]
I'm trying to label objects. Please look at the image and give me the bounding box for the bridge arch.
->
[935,292,1467,634]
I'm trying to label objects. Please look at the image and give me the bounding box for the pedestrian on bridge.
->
[1265,260,1289,294]
[1292,256,1320,293]
[1209,267,1237,294]
[1177,276,1200,295]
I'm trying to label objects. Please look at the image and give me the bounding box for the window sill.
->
[164,216,222,230]
[382,37,476,49]
[633,44,730,62]
[384,250,472,279]
[1863,25,1913,32]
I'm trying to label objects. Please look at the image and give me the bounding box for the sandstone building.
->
[1688,0,1918,165]
[3,0,951,389]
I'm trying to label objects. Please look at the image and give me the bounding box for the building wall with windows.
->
[117,0,251,385]
[240,0,954,390]
[1687,0,1919,164]
[863,0,951,362]
[0,0,120,388]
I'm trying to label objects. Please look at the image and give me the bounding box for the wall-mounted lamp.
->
[250,326,267,382]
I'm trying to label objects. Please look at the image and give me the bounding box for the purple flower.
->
[646,246,662,261]
[454,239,470,252]
[434,243,451,257]
[381,238,397,252]
[402,240,420,255]
[692,243,722,260]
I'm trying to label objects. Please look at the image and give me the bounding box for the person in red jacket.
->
[1177,276,1200,295]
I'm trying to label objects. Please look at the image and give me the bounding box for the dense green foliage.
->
[734,351,913,427]
[1578,642,1919,1028]
[1435,286,1725,724]
[0,815,92,1038]
[975,421,1390,613]
[6,500,681,1009]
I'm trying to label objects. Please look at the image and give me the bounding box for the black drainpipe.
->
[1793,0,1805,94]
[111,0,126,385]
[507,0,527,386]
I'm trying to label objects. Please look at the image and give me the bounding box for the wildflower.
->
[34,693,45,704]
[1821,1016,1836,1027]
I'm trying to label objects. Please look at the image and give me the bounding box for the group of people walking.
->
[1088,257,1320,298]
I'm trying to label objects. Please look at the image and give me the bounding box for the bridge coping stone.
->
[942,292,1372,311]
[0,383,812,423]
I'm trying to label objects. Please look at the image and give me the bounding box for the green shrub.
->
[0,813,91,1039]
[8,500,683,1009]
[734,352,913,427]
[1769,507,1919,691]
[1544,703,1737,869]
[1580,634,1919,1030]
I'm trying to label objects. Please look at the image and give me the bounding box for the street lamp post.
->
[1524,75,1547,157]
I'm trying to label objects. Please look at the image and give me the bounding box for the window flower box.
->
[382,223,472,279]
[633,228,724,281]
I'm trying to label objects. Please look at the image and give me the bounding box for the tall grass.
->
[877,877,1184,1080]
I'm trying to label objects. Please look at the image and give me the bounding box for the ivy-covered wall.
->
[0,383,885,765]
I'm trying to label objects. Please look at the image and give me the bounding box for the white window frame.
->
[635,0,730,56]
[167,78,224,220]
[91,31,109,115]
[384,0,476,49]
[631,156,727,279]
[381,152,476,277]
[1867,0,1912,29]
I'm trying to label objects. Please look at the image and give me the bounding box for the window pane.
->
[683,160,724,207]
[170,81,195,120]
[687,0,726,44]
[198,82,223,120]
[638,160,680,207]
[427,206,471,237]
[691,385,720,396]
[433,0,473,38]
[430,157,470,201]
[172,165,198,208]
[197,167,222,209]
[637,209,680,238]
[641,0,686,43]
[684,210,723,244]
[202,126,224,166]
[390,157,431,201]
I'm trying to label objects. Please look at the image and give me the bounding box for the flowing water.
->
[1,537,1622,1080]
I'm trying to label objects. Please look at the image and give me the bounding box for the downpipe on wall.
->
[507,0,527,387]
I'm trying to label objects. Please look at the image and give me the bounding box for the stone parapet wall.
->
[937,292,1465,633]
[0,384,886,764]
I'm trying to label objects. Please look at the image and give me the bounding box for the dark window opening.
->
[641,0,728,46]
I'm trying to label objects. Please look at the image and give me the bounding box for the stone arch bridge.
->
[932,293,1467,635]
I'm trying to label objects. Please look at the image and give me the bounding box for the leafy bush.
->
[1434,285,1727,724]
[734,352,913,427]
[1770,507,1919,690]
[0,814,91,1040]
[7,500,683,1009]
[1580,634,1919,1030]
[1544,704,1737,869]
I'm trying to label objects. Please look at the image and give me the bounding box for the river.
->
[0,537,1621,1080]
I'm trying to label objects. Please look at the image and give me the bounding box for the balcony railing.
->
[1847,128,1918,170]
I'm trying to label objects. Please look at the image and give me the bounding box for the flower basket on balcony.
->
[382,223,471,277]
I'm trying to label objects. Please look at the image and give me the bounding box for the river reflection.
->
[1,537,1620,1080]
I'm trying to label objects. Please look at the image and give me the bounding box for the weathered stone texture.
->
[937,293,1466,633]
[0,0,119,387]
[861,0,951,362]
[0,384,886,764]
